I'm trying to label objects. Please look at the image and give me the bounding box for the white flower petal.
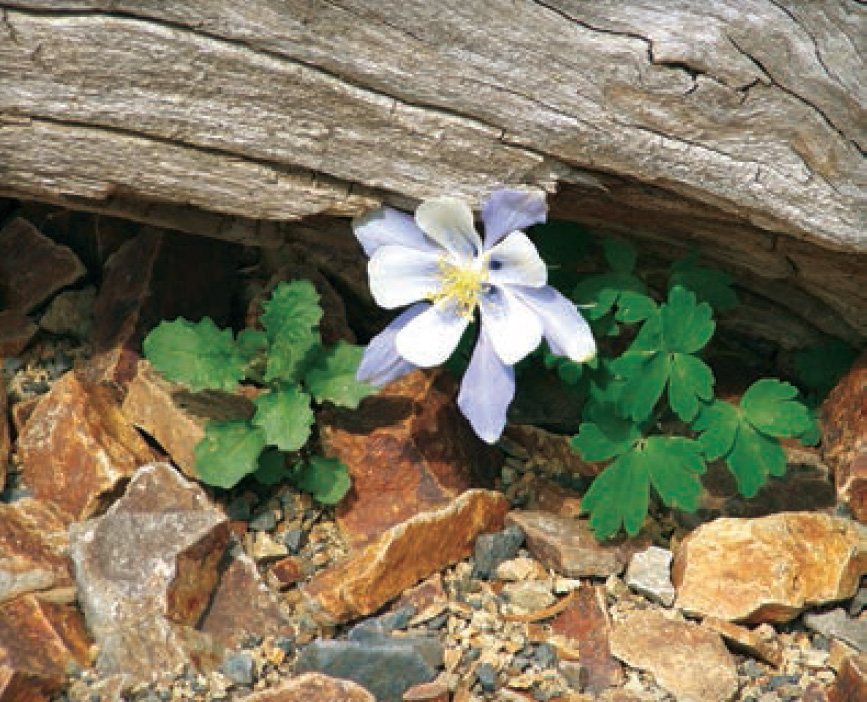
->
[352,207,439,257]
[457,327,515,443]
[395,301,470,367]
[513,286,596,362]
[368,245,442,309]
[481,188,547,247]
[356,304,426,386]
[485,231,547,288]
[479,286,542,365]
[415,197,482,259]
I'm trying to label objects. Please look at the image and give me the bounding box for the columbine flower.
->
[353,188,596,443]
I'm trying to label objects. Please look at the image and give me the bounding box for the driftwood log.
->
[1,1,865,342]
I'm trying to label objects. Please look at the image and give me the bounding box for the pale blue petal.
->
[415,197,482,260]
[486,231,547,288]
[356,304,426,386]
[481,188,547,248]
[395,300,470,367]
[353,207,440,257]
[512,285,596,362]
[368,245,442,309]
[479,286,542,365]
[458,327,516,443]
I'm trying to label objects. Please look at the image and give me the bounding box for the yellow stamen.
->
[429,257,489,319]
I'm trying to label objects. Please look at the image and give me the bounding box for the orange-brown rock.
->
[302,489,509,624]
[505,424,603,476]
[0,311,38,357]
[403,679,450,702]
[506,511,650,578]
[609,609,738,702]
[0,499,73,605]
[0,217,86,314]
[0,594,92,701]
[16,371,158,524]
[525,479,583,518]
[238,672,375,702]
[828,652,867,702]
[549,585,621,693]
[121,360,255,479]
[320,369,500,546]
[822,352,867,522]
[673,513,867,624]
[0,373,8,493]
[702,618,784,668]
[270,556,304,588]
[87,229,235,386]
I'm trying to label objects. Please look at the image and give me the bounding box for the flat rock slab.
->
[69,462,230,680]
[0,217,85,314]
[805,608,867,653]
[238,673,375,702]
[673,512,867,623]
[702,618,784,668]
[829,652,867,702]
[624,545,675,607]
[506,510,650,578]
[303,489,509,624]
[609,609,738,702]
[0,310,38,357]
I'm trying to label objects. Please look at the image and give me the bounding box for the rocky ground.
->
[1,205,867,702]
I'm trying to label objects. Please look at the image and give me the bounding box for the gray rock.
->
[476,662,497,692]
[249,509,278,532]
[804,608,867,652]
[625,546,676,607]
[473,524,524,579]
[221,651,255,686]
[39,286,96,338]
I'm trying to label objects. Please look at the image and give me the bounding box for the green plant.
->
[143,280,374,501]
[536,233,818,539]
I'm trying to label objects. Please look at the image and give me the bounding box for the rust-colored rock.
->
[403,679,450,702]
[823,352,867,522]
[69,463,230,680]
[0,311,38,357]
[270,556,304,588]
[828,652,867,702]
[609,609,738,702]
[525,479,583,518]
[0,217,86,314]
[702,618,784,668]
[303,489,510,624]
[87,228,235,386]
[121,360,255,479]
[238,672,375,702]
[0,594,92,701]
[0,499,73,605]
[16,371,157,524]
[549,585,622,693]
[505,511,650,578]
[320,369,500,546]
[673,512,867,624]
[505,424,603,476]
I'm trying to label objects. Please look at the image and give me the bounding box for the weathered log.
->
[1,1,865,339]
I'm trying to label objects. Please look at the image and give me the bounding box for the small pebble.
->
[281,528,306,552]
[533,643,558,669]
[221,651,255,686]
[476,662,498,692]
[249,509,278,531]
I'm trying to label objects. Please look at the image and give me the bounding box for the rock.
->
[69,462,231,681]
[0,373,8,493]
[823,352,867,523]
[805,608,867,652]
[702,618,784,668]
[394,574,449,622]
[0,310,38,356]
[828,652,867,702]
[38,286,96,338]
[296,632,440,702]
[16,371,158,523]
[270,556,305,588]
[221,651,255,686]
[402,679,450,702]
[319,369,500,546]
[303,489,510,624]
[238,672,375,702]
[473,524,525,579]
[249,531,289,563]
[495,556,549,582]
[0,498,74,604]
[501,581,556,613]
[121,360,255,479]
[506,511,651,578]
[609,609,739,702]
[0,217,86,314]
[0,594,92,701]
[673,512,867,623]
[504,424,603,476]
[624,546,676,607]
[549,585,622,693]
[87,228,235,386]
[525,478,584,518]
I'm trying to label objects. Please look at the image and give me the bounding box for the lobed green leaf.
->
[660,286,715,354]
[260,280,323,342]
[669,251,738,310]
[194,420,266,489]
[252,385,314,452]
[305,341,376,408]
[294,457,352,505]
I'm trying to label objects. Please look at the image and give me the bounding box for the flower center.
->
[430,256,489,319]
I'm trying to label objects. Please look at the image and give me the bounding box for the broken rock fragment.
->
[238,673,375,702]
[0,310,38,357]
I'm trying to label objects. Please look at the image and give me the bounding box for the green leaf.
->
[603,239,638,273]
[693,400,739,460]
[574,273,646,320]
[615,291,658,323]
[305,341,376,408]
[143,317,246,391]
[570,404,641,461]
[669,251,738,310]
[294,457,351,505]
[742,379,814,437]
[643,436,706,511]
[668,354,715,422]
[237,329,269,362]
[613,352,669,421]
[260,280,323,343]
[252,386,314,451]
[725,422,786,498]
[265,328,322,385]
[194,420,266,489]
[660,286,715,354]
[253,448,291,486]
